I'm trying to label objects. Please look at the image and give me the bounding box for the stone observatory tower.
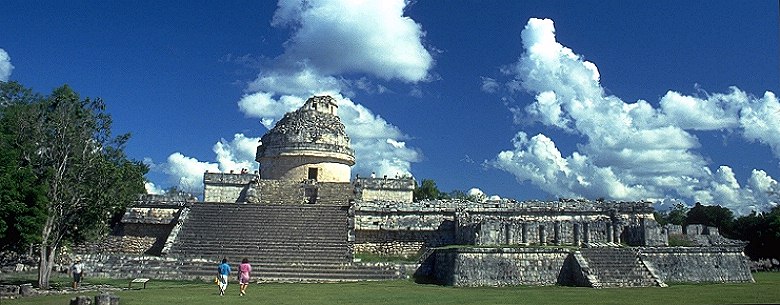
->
[256,95,355,182]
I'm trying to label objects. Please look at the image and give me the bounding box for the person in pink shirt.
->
[238,258,252,296]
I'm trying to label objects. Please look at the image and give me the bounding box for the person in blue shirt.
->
[217,258,231,296]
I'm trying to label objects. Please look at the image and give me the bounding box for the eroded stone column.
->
[573,223,581,246]
[583,222,590,244]
[521,223,528,244]
[606,223,614,243]
[539,224,546,245]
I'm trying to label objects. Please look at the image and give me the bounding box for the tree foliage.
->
[654,202,688,226]
[0,82,48,250]
[655,200,780,261]
[685,202,734,232]
[0,81,148,288]
[730,207,780,260]
[413,179,443,201]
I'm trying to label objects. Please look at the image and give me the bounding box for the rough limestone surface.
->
[353,199,666,256]
[203,174,354,204]
[354,177,415,203]
[432,247,570,287]
[203,172,257,203]
[639,247,754,283]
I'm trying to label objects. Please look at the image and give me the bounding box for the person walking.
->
[238,258,252,296]
[70,257,84,289]
[217,258,231,296]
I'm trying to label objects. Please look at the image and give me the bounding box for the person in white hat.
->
[70,257,84,289]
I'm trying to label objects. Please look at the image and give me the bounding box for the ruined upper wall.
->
[203,172,258,203]
[354,177,415,203]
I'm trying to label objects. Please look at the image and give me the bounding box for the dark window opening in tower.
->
[308,168,318,181]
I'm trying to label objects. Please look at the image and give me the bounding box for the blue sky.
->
[2,1,779,214]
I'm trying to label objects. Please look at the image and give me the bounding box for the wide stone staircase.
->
[164,203,400,281]
[577,247,665,288]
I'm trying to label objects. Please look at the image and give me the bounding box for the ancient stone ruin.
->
[75,95,752,288]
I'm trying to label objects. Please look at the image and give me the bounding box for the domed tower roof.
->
[256,96,355,182]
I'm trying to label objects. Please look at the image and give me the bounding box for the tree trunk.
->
[37,244,60,289]
[37,215,60,289]
[38,245,50,289]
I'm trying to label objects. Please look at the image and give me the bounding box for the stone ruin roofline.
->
[355,199,655,214]
[134,194,196,207]
[354,177,415,190]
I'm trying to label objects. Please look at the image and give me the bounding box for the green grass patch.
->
[3,272,779,305]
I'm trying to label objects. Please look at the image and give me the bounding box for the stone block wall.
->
[254,180,353,205]
[639,247,754,283]
[355,227,455,256]
[203,172,257,203]
[431,247,570,286]
[354,201,457,256]
[313,182,355,205]
[354,177,415,203]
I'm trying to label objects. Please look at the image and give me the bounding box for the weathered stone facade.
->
[203,172,257,203]
[352,199,667,257]
[431,247,570,286]
[354,177,415,203]
[639,247,754,283]
[204,174,355,205]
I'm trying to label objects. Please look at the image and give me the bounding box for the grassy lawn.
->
[3,272,779,305]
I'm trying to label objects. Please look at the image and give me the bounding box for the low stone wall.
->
[74,236,157,255]
[355,229,455,256]
[77,253,204,280]
[431,247,571,287]
[639,247,754,283]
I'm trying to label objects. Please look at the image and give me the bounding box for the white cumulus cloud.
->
[271,0,433,82]
[152,134,260,195]
[234,0,430,177]
[488,18,780,214]
[154,0,432,193]
[0,49,13,81]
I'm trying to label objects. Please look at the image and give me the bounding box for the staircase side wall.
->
[639,247,754,283]
[558,252,596,287]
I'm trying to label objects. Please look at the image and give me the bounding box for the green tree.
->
[413,179,443,201]
[654,202,688,226]
[0,82,48,251]
[685,202,734,233]
[0,82,148,288]
[731,207,780,260]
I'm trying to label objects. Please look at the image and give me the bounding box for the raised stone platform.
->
[421,246,753,287]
